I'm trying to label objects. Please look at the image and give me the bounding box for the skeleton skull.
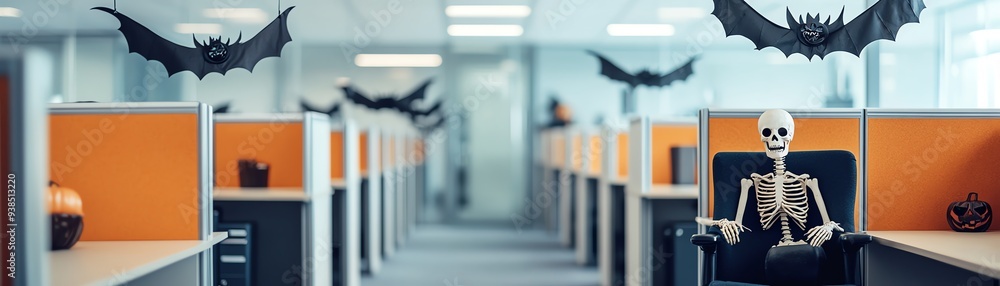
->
[758,109,795,159]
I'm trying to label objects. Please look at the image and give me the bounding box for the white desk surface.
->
[609,177,627,186]
[213,187,309,201]
[586,172,601,179]
[51,232,227,286]
[869,230,1000,278]
[629,184,699,199]
[331,179,346,189]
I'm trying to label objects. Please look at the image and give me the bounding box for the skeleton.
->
[698,110,843,247]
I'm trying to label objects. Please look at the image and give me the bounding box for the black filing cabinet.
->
[214,211,252,286]
[660,222,698,286]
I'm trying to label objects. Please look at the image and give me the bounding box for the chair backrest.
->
[711,151,857,284]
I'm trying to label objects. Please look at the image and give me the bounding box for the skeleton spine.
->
[780,213,792,242]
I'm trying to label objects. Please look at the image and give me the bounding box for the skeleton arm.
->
[802,178,844,247]
[696,176,758,245]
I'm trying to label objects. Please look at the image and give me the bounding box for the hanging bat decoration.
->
[405,100,441,119]
[711,0,925,60]
[93,6,295,79]
[341,80,431,113]
[213,103,230,114]
[300,100,341,116]
[588,51,697,88]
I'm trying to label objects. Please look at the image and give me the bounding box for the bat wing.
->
[711,0,805,58]
[342,85,379,109]
[587,50,639,87]
[213,103,230,114]
[92,7,203,78]
[396,79,432,108]
[825,0,925,57]
[409,100,442,119]
[301,100,340,115]
[223,7,295,76]
[647,57,697,87]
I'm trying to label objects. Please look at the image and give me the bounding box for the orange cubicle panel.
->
[50,113,200,241]
[650,125,699,185]
[552,133,565,168]
[868,118,1000,231]
[589,136,602,175]
[413,139,425,164]
[707,117,861,217]
[572,135,583,170]
[618,133,628,178]
[215,122,304,188]
[331,131,344,180]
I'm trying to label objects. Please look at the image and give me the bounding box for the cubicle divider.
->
[212,113,332,286]
[625,118,700,286]
[395,134,409,246]
[599,127,629,286]
[864,109,1000,285]
[46,102,223,285]
[576,131,603,266]
[330,121,361,286]
[360,128,383,274]
[381,132,397,257]
[540,129,563,233]
[560,130,582,247]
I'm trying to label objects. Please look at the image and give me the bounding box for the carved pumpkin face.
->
[947,192,992,232]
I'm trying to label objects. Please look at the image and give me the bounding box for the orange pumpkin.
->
[48,181,84,250]
[47,181,83,215]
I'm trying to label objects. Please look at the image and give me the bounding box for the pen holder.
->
[238,159,270,188]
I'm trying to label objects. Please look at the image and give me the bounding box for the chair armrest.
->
[839,233,873,284]
[691,233,719,285]
[839,232,873,253]
[692,233,720,247]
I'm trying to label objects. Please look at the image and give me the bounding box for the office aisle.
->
[362,224,599,286]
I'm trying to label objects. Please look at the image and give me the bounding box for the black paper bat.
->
[407,100,441,118]
[341,79,433,112]
[93,6,294,79]
[588,51,697,88]
[213,103,230,113]
[711,0,925,59]
[300,100,340,116]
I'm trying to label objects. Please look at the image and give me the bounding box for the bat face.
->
[200,37,231,64]
[799,21,827,46]
[790,13,843,47]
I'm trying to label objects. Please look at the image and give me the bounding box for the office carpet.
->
[361,224,599,286]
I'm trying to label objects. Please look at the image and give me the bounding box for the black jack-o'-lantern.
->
[947,192,992,232]
[47,181,84,250]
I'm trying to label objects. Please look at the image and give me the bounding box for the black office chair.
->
[692,151,872,286]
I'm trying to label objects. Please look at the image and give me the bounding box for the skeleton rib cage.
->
[751,171,810,232]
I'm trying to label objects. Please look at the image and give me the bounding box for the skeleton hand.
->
[695,217,751,245]
[804,221,844,247]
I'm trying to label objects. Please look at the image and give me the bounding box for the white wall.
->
[532,46,863,129]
